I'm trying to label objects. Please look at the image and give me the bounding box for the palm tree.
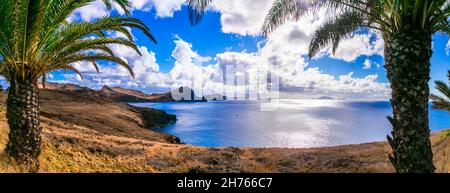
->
[430,70,450,111]
[189,0,450,173]
[0,0,156,166]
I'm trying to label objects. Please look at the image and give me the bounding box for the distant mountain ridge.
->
[38,82,88,91]
[317,96,334,100]
[39,82,208,102]
[99,85,161,102]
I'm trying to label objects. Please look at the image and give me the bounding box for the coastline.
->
[0,90,449,173]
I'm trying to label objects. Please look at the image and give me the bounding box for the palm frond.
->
[262,0,382,37]
[430,94,450,110]
[60,64,84,80]
[0,0,154,83]
[102,0,131,15]
[188,0,212,25]
[51,53,135,78]
[48,37,141,60]
[430,70,450,111]
[435,80,450,97]
[262,0,307,37]
[308,10,366,59]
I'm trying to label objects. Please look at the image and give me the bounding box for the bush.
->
[443,130,450,137]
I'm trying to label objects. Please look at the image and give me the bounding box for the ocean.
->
[131,100,450,148]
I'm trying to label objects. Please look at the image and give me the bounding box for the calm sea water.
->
[131,100,450,148]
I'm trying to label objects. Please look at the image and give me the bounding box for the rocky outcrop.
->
[204,94,227,101]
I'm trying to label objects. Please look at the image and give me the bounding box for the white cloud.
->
[68,0,384,64]
[214,25,390,99]
[128,0,186,17]
[208,2,384,62]
[210,0,273,36]
[328,32,384,62]
[166,36,215,90]
[215,53,389,100]
[147,0,185,17]
[67,0,186,22]
[63,38,169,89]
[68,1,109,22]
[362,59,382,69]
[63,35,218,92]
[363,59,372,69]
[62,2,389,100]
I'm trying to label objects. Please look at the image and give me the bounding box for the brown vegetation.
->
[0,88,448,173]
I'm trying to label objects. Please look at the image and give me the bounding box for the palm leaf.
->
[431,71,450,111]
[188,0,212,25]
[308,10,366,59]
[0,0,154,83]
[262,0,385,37]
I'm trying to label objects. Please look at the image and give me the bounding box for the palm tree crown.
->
[431,70,450,111]
[0,0,157,166]
[261,0,449,58]
[0,0,157,85]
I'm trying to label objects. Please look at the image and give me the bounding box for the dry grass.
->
[0,91,449,173]
[0,105,145,173]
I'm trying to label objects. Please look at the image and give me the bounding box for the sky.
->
[1,0,448,100]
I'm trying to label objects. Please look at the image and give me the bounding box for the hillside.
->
[40,82,207,102]
[99,85,165,102]
[0,88,178,144]
[0,89,449,173]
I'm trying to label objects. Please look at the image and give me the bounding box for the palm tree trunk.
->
[384,27,434,173]
[5,80,41,167]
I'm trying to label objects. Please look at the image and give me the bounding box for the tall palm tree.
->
[189,0,450,173]
[430,70,450,111]
[0,0,156,166]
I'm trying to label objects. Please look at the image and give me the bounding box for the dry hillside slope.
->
[0,89,448,173]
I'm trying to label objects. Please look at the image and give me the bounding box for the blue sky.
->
[2,0,448,100]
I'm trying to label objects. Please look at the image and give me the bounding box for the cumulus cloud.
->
[208,1,384,63]
[61,1,390,100]
[329,32,384,62]
[67,1,110,22]
[64,45,168,89]
[210,0,273,36]
[62,35,218,93]
[68,0,185,22]
[209,4,384,62]
[218,8,389,99]
[63,30,169,89]
[130,0,185,17]
[363,59,372,69]
[363,59,382,70]
[68,0,384,64]
[59,22,390,100]
[215,46,389,100]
